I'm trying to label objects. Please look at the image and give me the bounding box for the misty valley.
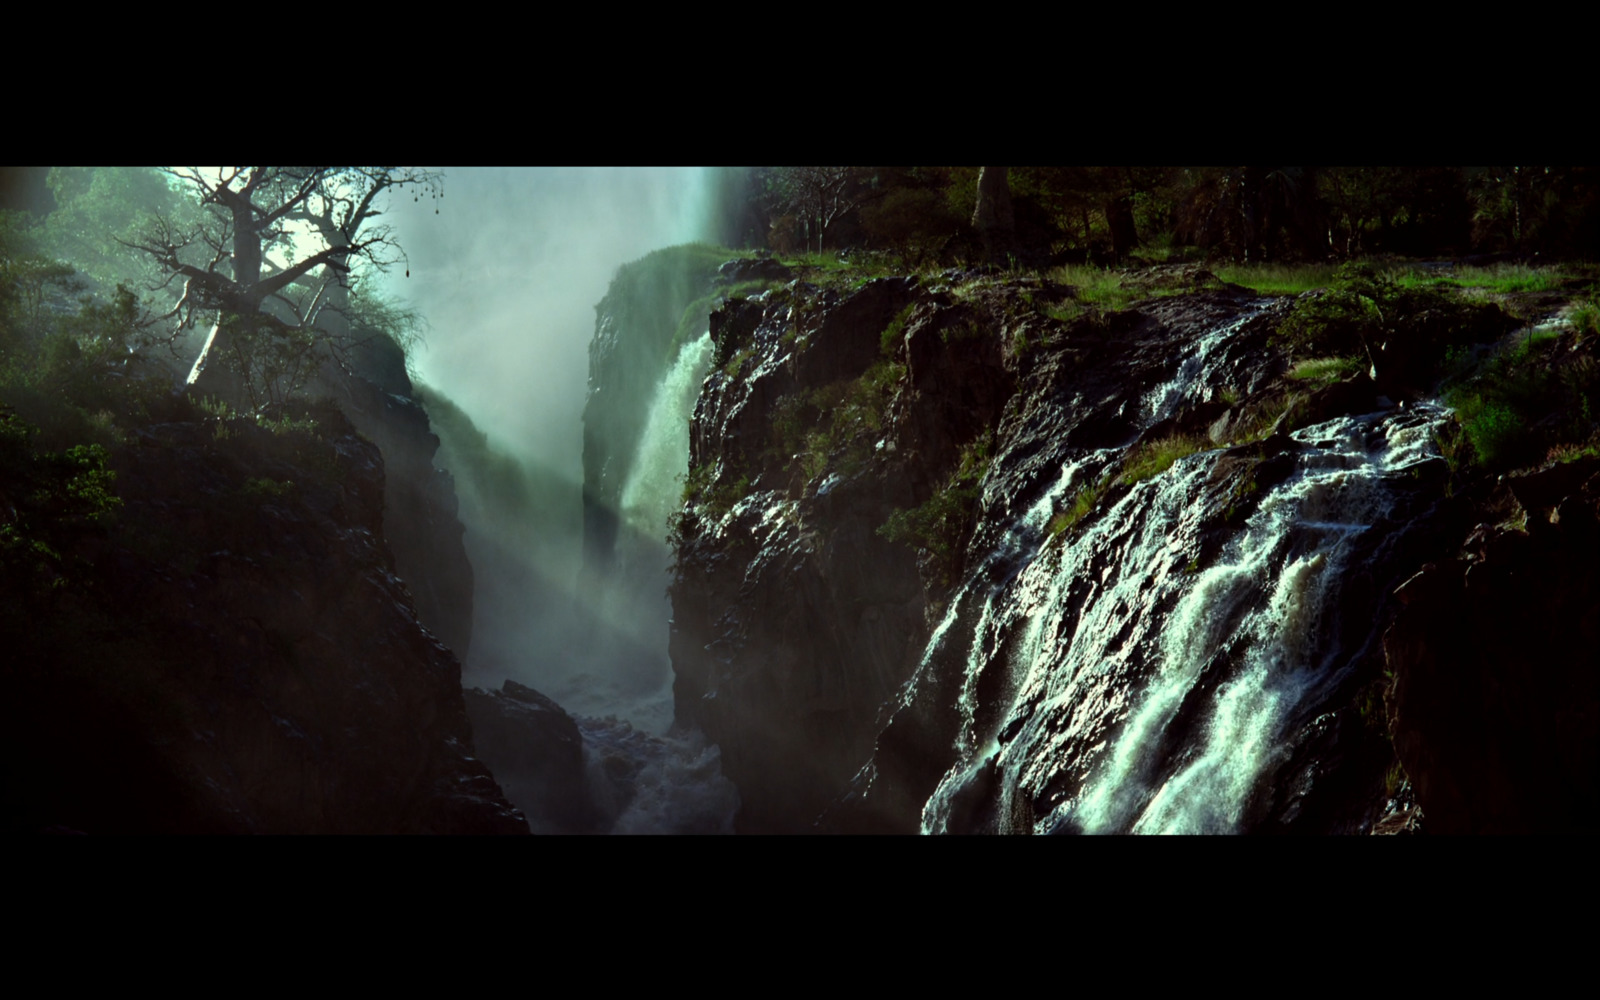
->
[2,166,1597,834]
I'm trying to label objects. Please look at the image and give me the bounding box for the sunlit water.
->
[919,307,1447,834]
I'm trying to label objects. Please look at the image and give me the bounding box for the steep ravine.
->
[445,245,746,834]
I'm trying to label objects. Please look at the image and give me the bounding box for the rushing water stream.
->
[917,305,1449,834]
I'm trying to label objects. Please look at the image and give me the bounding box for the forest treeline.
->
[727,166,1600,266]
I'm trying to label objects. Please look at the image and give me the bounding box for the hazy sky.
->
[375,167,718,477]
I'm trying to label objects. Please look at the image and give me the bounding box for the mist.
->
[376,167,719,478]
[371,168,726,744]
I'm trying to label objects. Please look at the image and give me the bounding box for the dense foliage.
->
[737,166,1600,268]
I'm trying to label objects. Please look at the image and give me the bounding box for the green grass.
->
[1121,433,1208,484]
[1569,297,1600,338]
[1213,263,1339,296]
[1388,262,1566,296]
[1451,263,1564,294]
[1288,356,1364,384]
[880,302,918,354]
[1049,264,1138,311]
[1225,392,1302,444]
[1045,301,1086,324]
[724,345,758,379]
[776,250,904,291]
[1049,476,1110,536]
[1439,326,1568,471]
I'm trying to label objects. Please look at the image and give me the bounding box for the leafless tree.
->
[123,166,440,408]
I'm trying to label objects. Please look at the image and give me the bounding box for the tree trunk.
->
[1106,194,1138,263]
[972,167,1015,263]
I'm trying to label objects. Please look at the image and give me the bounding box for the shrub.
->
[679,462,750,522]
[1569,297,1599,339]
[771,359,906,483]
[0,408,121,593]
[877,436,991,585]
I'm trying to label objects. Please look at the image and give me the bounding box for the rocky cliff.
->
[0,399,526,834]
[1384,457,1600,833]
[322,334,476,660]
[666,263,1600,834]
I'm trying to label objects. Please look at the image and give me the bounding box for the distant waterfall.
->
[527,330,739,832]
[622,333,715,548]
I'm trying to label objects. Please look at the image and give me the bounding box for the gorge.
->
[3,166,1597,834]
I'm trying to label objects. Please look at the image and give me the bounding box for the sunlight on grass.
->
[1212,263,1338,296]
[1121,434,1209,484]
[1288,356,1363,384]
[1050,476,1110,536]
[1050,264,1137,310]
[1390,262,1565,295]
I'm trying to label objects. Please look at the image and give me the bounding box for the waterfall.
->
[917,305,1449,834]
[591,331,715,735]
[573,332,739,832]
[621,333,716,553]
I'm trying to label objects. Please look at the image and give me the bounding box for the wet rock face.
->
[671,280,936,833]
[669,280,1279,832]
[674,274,1464,835]
[0,405,526,834]
[1385,459,1600,834]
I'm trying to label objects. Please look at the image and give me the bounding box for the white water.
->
[569,332,740,833]
[560,333,715,737]
[621,333,715,544]
[1106,406,1444,834]
[918,307,1448,834]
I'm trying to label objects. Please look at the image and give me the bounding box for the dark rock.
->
[325,366,475,659]
[1385,464,1600,834]
[463,680,590,833]
[0,405,526,834]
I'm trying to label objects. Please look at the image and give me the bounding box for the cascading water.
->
[600,331,716,734]
[917,305,1450,835]
[573,332,739,832]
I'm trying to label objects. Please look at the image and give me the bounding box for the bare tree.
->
[773,167,867,254]
[124,166,440,408]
